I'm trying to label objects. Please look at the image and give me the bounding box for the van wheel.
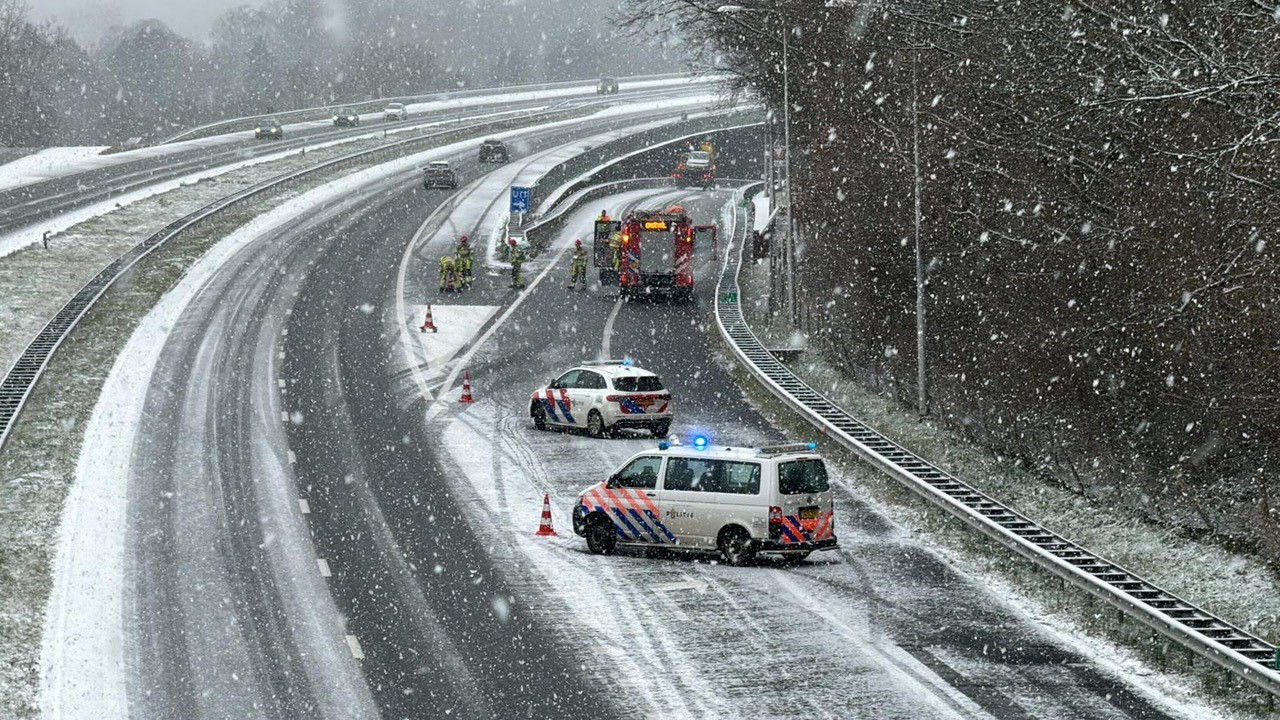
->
[585,517,616,555]
[587,411,606,439]
[718,527,756,567]
[531,403,547,431]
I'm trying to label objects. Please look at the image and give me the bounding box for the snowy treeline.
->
[633,1,1280,562]
[0,0,677,147]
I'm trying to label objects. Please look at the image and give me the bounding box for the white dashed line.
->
[298,499,310,514]
[278,379,287,389]
[287,450,297,464]
[345,635,365,659]
[280,410,289,422]
[317,558,332,577]
[278,351,286,360]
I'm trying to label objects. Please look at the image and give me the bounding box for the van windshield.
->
[613,375,663,392]
[778,459,829,495]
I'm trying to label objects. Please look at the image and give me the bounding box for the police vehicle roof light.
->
[807,441,818,450]
[693,435,709,450]
[658,441,671,450]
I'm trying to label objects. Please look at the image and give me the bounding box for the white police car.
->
[571,439,837,565]
[529,360,672,438]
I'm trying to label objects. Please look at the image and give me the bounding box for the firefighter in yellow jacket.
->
[568,239,588,291]
[439,254,457,292]
[608,231,623,272]
[455,235,473,288]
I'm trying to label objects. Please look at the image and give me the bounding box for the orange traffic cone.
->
[420,304,437,333]
[459,371,474,404]
[535,493,557,536]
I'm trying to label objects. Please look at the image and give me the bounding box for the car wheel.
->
[652,422,670,439]
[585,516,616,555]
[718,527,756,567]
[532,402,547,431]
[587,411,606,439]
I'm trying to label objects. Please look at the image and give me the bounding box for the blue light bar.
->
[658,441,671,450]
[693,435,709,450]
[807,441,818,450]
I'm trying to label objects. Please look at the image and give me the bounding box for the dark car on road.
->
[479,139,509,163]
[423,161,458,189]
[254,117,284,140]
[332,108,360,127]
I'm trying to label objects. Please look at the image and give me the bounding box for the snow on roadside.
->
[0,148,111,191]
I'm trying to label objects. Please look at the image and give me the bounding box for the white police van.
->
[571,439,837,565]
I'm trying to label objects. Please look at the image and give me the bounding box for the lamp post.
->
[717,4,795,327]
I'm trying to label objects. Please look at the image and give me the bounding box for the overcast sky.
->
[32,0,266,42]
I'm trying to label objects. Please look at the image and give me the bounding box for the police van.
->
[571,439,837,565]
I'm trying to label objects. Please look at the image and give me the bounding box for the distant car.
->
[597,77,619,95]
[530,360,672,439]
[332,107,360,127]
[422,161,457,189]
[479,139,509,163]
[384,102,408,121]
[254,117,283,140]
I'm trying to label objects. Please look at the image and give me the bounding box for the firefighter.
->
[455,235,473,288]
[508,239,525,289]
[609,231,623,273]
[439,254,457,292]
[597,209,610,223]
[568,238,588,291]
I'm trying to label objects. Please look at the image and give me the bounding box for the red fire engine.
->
[618,207,716,302]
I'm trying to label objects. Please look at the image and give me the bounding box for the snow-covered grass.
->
[727,251,1280,715]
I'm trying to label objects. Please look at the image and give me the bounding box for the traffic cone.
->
[535,493,557,536]
[459,371,474,404]
[420,304,437,333]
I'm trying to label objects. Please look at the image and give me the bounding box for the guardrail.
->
[713,187,1280,698]
[161,73,692,144]
[0,103,603,452]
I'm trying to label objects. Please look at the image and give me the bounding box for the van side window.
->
[779,459,830,494]
[612,456,661,489]
[663,458,760,495]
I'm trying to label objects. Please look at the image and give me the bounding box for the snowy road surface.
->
[41,101,1222,718]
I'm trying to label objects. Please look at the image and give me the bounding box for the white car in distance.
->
[383,102,408,121]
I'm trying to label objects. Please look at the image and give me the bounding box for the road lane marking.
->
[278,351,285,360]
[601,296,624,359]
[287,450,296,464]
[345,634,365,659]
[280,410,289,422]
[298,499,310,514]
[317,558,332,577]
[277,378,287,388]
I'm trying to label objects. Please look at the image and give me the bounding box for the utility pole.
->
[912,29,928,417]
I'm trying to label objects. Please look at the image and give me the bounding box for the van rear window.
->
[779,460,829,495]
[613,375,664,392]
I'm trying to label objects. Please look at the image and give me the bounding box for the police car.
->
[530,360,672,438]
[571,439,837,565]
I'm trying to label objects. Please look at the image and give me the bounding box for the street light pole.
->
[781,25,796,327]
[718,4,796,327]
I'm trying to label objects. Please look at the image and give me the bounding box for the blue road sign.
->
[510,186,531,213]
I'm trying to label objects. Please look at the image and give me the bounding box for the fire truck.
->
[617,207,716,302]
